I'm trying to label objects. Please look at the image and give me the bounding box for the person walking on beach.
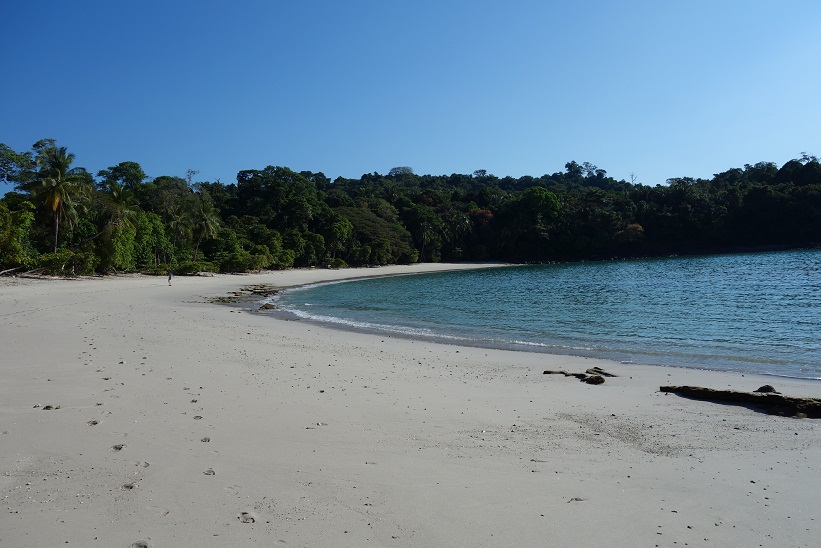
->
[167,270,173,286]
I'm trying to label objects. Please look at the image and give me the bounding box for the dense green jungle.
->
[1,139,819,275]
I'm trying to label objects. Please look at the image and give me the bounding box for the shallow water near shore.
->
[274,249,821,379]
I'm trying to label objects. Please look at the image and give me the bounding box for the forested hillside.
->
[2,140,819,275]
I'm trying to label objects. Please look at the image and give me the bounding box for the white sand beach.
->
[1,264,819,547]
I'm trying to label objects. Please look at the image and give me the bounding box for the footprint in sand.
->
[203,468,215,475]
[130,541,151,548]
[87,420,99,426]
[201,437,211,442]
[135,461,150,468]
[238,511,257,523]
[121,483,137,491]
[111,444,126,452]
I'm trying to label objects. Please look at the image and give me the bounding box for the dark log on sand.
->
[543,369,612,385]
[660,385,821,418]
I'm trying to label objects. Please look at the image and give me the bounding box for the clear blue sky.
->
[2,1,820,192]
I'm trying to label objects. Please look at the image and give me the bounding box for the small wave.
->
[760,371,821,381]
[284,308,611,355]
[508,339,596,352]
[288,308,444,339]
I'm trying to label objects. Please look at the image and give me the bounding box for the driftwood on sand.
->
[543,367,616,385]
[0,267,24,276]
[660,385,821,418]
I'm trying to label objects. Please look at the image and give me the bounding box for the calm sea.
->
[272,249,821,380]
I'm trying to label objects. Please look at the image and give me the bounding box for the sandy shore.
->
[2,264,820,547]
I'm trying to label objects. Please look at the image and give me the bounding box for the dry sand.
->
[1,264,819,547]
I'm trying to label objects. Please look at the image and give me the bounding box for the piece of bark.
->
[543,368,615,378]
[660,385,821,418]
[543,370,606,385]
[543,370,573,376]
[586,367,617,377]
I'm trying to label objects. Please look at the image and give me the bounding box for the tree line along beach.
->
[2,140,820,278]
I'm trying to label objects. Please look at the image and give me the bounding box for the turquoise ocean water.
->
[272,249,821,380]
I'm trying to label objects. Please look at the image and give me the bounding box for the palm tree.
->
[71,182,142,250]
[191,193,220,261]
[102,182,140,231]
[442,209,471,257]
[24,146,90,252]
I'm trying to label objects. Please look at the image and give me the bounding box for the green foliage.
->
[0,199,37,269]
[272,248,296,269]
[322,214,354,260]
[496,186,561,259]
[200,226,261,272]
[0,143,35,186]
[299,231,326,266]
[140,263,171,276]
[98,225,137,272]
[399,203,443,262]
[134,211,173,268]
[5,138,821,275]
[215,249,253,272]
[327,257,348,268]
[249,244,274,270]
[97,161,147,190]
[334,206,417,264]
[38,248,98,276]
[235,166,324,233]
[175,260,218,275]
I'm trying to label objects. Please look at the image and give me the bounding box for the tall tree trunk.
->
[53,213,60,253]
